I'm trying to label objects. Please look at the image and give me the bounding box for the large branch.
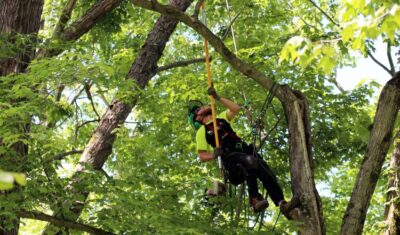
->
[131,1,325,234]
[38,0,123,58]
[19,210,114,235]
[340,73,400,235]
[131,0,282,100]
[53,0,77,37]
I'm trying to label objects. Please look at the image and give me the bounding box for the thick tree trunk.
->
[130,1,325,234]
[41,0,193,233]
[340,73,400,235]
[383,133,400,235]
[281,88,325,234]
[0,1,44,234]
[0,0,43,75]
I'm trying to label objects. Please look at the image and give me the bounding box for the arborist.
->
[188,86,297,218]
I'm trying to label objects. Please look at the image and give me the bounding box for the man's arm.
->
[218,97,240,121]
[198,150,215,162]
[208,87,241,121]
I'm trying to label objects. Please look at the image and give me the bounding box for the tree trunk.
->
[41,0,193,233]
[130,1,325,234]
[0,1,44,234]
[341,73,400,235]
[0,0,43,75]
[281,88,325,234]
[383,132,400,235]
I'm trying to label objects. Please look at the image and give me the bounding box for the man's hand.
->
[208,86,221,101]
[212,147,224,159]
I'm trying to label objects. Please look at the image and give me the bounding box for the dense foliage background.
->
[0,0,399,234]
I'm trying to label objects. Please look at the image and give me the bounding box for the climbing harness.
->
[199,1,282,231]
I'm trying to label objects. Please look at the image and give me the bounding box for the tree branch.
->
[75,119,101,141]
[49,149,84,163]
[131,0,280,100]
[308,0,339,27]
[38,0,123,58]
[387,41,395,76]
[84,81,101,119]
[330,71,345,93]
[19,210,114,235]
[53,0,78,37]
[367,50,393,76]
[156,57,208,72]
[70,84,89,105]
[221,13,240,42]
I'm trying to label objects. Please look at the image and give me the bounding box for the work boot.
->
[279,198,300,220]
[250,196,269,212]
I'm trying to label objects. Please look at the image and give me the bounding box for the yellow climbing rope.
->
[201,2,224,178]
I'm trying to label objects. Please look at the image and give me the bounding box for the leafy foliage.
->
[1,0,399,234]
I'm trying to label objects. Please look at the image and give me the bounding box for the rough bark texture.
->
[42,0,193,233]
[340,73,400,235]
[0,1,44,234]
[131,1,325,234]
[281,88,325,234]
[383,133,400,235]
[0,0,43,75]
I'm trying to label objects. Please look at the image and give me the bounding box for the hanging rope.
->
[251,82,278,153]
[224,0,238,54]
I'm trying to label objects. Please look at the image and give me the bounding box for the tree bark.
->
[0,1,44,234]
[41,0,193,233]
[0,0,125,234]
[130,1,325,234]
[383,132,400,235]
[0,0,43,75]
[341,73,400,235]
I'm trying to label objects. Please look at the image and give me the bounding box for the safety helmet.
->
[188,100,203,130]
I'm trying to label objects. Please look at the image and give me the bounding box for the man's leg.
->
[256,159,285,206]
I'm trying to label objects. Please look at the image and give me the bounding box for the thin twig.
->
[95,84,110,106]
[308,0,340,27]
[221,13,240,41]
[84,81,101,119]
[74,119,100,143]
[70,85,86,105]
[156,57,208,72]
[48,149,84,163]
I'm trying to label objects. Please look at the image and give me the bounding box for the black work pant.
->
[223,152,285,206]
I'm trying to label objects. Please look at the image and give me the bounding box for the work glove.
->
[212,147,224,159]
[208,86,221,101]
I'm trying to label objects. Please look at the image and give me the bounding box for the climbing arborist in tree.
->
[188,86,297,218]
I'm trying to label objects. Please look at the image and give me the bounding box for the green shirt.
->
[195,110,231,152]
